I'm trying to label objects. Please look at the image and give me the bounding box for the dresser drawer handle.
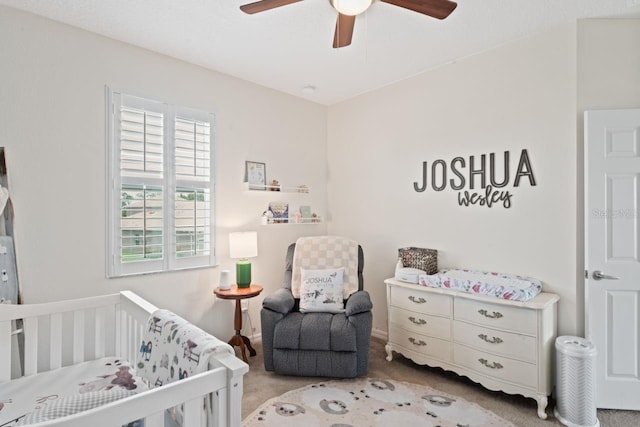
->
[478,309,503,319]
[478,358,503,369]
[478,334,503,344]
[408,296,427,304]
[409,316,427,325]
[408,337,427,347]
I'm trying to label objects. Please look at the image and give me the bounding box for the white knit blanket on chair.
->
[291,236,359,299]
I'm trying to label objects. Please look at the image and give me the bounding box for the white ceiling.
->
[2,0,639,105]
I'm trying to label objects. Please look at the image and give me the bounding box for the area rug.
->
[243,378,515,426]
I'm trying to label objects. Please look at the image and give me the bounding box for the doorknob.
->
[592,270,619,281]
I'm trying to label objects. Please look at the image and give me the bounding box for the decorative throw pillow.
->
[299,267,345,313]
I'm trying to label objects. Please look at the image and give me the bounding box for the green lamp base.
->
[236,260,252,288]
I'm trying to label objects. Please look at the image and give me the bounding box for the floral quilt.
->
[419,268,542,302]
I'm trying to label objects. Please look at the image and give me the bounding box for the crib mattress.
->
[418,268,542,302]
[0,357,147,426]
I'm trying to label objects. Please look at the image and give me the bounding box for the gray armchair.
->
[261,242,372,377]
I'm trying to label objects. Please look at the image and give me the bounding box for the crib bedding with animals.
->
[140,309,229,389]
[419,268,542,301]
[0,357,146,426]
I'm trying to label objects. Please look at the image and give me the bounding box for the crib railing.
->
[1,293,123,379]
[0,291,248,427]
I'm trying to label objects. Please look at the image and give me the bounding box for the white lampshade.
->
[229,231,258,259]
[331,0,373,16]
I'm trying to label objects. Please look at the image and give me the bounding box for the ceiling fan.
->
[239,0,457,48]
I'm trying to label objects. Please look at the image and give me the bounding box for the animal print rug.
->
[243,378,514,426]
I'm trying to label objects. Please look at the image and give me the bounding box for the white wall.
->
[576,19,640,335]
[0,5,328,340]
[2,3,638,347]
[328,24,580,336]
[577,19,640,110]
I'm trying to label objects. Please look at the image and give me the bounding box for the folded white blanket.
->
[291,236,359,299]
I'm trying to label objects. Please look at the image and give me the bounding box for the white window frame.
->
[106,87,216,277]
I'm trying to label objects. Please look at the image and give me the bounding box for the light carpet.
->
[243,377,514,426]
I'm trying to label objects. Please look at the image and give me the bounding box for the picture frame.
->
[245,161,266,190]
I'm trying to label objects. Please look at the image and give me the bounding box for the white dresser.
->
[385,278,559,419]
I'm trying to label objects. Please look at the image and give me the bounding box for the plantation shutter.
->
[173,109,213,265]
[120,107,164,176]
[107,89,215,277]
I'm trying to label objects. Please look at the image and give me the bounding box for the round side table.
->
[214,284,263,363]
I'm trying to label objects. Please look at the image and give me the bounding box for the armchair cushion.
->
[273,312,357,352]
[345,290,373,317]
[262,288,295,315]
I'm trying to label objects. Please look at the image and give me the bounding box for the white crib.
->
[0,291,248,427]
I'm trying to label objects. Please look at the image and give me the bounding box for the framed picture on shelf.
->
[268,202,289,224]
[299,205,312,223]
[245,161,266,190]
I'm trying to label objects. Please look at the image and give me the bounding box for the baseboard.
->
[372,328,388,341]
[248,331,262,344]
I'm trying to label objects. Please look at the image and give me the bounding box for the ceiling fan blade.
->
[333,13,356,48]
[380,0,457,20]
[240,0,302,14]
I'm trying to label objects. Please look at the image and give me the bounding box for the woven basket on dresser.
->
[398,247,437,275]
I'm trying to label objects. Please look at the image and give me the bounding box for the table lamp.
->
[229,231,258,288]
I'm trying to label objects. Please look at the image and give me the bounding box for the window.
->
[106,88,215,276]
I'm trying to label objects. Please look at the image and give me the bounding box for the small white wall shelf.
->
[244,182,310,193]
[244,181,321,225]
[261,216,322,225]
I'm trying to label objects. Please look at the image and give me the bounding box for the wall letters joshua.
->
[413,149,536,209]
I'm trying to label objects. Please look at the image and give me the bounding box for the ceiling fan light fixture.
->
[330,0,373,16]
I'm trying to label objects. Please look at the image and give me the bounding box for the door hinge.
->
[585,270,589,279]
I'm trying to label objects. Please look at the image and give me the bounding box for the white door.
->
[585,108,640,410]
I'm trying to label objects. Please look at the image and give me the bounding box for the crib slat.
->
[95,306,106,358]
[123,310,131,361]
[211,387,227,427]
[50,312,62,369]
[183,398,202,425]
[134,315,142,363]
[128,314,135,363]
[0,320,11,381]
[73,309,85,363]
[115,302,122,357]
[23,316,38,376]
[144,412,163,427]
[135,318,143,363]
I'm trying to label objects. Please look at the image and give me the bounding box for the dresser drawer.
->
[453,343,537,389]
[453,320,536,363]
[454,298,537,335]
[389,285,451,317]
[389,325,452,361]
[389,306,451,340]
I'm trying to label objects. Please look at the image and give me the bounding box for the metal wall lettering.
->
[413,149,537,209]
